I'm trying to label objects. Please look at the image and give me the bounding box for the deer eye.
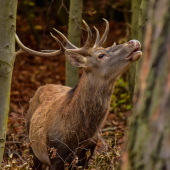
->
[98,54,105,59]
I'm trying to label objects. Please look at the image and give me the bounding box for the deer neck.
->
[66,70,116,138]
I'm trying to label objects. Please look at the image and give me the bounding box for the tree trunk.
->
[128,0,141,100]
[136,0,149,74]
[121,0,170,169]
[138,0,149,49]
[0,1,17,167]
[66,0,83,87]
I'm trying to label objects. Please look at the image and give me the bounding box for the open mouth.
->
[125,40,142,62]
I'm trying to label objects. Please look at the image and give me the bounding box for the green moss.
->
[110,77,131,113]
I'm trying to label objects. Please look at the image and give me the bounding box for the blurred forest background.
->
[2,0,170,169]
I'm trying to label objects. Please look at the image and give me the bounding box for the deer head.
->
[16,19,142,83]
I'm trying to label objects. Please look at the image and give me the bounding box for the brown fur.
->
[26,40,141,170]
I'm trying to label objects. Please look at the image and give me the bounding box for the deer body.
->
[16,19,142,170]
[27,71,113,169]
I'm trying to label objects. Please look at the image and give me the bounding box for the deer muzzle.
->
[125,40,142,62]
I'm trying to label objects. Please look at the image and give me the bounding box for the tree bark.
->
[0,1,17,167]
[66,0,83,87]
[138,0,149,49]
[129,0,141,100]
[136,0,149,74]
[121,0,170,169]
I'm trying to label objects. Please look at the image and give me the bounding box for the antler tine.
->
[50,33,65,52]
[96,18,109,47]
[82,20,92,49]
[15,34,64,57]
[112,42,116,47]
[53,28,78,49]
[93,26,100,48]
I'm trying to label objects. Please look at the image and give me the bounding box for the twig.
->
[6,141,21,144]
[58,0,69,14]
[49,133,76,157]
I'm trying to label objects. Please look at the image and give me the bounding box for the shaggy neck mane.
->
[65,70,116,139]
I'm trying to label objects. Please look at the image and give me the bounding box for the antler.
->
[15,20,93,57]
[66,20,92,55]
[15,19,110,57]
[82,20,92,49]
[93,19,109,48]
[15,33,65,57]
[53,28,78,49]
[93,26,100,48]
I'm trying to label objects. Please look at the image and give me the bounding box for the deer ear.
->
[65,51,87,67]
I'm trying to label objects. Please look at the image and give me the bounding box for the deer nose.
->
[128,40,141,50]
[128,40,134,44]
[134,40,140,48]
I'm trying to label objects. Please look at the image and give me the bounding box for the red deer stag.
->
[16,19,142,170]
